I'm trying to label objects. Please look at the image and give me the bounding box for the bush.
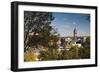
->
[79,47,90,59]
[39,46,80,61]
[24,50,38,62]
[39,48,60,60]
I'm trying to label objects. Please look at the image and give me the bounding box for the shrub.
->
[24,50,38,62]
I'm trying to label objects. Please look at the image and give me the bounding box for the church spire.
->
[73,28,77,40]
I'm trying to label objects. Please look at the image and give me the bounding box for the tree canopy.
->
[24,11,58,51]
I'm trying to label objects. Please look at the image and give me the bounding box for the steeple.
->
[73,28,77,40]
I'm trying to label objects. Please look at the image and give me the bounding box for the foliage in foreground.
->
[24,46,90,61]
[24,37,90,61]
[79,47,90,59]
[39,45,90,61]
[39,46,80,61]
[24,50,38,62]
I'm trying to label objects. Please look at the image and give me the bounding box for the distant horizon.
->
[51,12,90,37]
[59,35,90,38]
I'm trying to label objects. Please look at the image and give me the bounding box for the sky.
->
[51,12,90,37]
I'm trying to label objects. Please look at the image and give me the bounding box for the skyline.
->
[51,12,90,37]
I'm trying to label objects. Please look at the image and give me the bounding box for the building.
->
[57,28,88,49]
[73,28,77,41]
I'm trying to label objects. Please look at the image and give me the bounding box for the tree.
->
[82,36,90,48]
[24,11,55,51]
[79,47,90,59]
[39,45,80,61]
[79,36,90,59]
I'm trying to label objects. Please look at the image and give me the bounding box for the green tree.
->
[79,36,90,59]
[24,11,55,51]
[79,47,90,59]
[68,46,80,59]
[39,45,80,61]
[82,36,90,48]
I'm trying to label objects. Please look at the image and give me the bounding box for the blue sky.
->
[51,12,90,37]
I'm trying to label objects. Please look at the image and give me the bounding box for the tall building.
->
[73,28,77,41]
